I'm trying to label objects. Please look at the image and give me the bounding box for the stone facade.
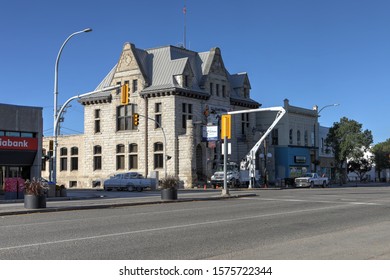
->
[42,43,260,188]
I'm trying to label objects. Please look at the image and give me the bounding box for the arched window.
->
[116,144,125,170]
[93,145,102,170]
[70,147,78,171]
[129,143,138,169]
[60,147,67,171]
[154,142,164,169]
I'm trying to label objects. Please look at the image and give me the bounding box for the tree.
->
[347,158,372,181]
[371,139,390,180]
[325,117,373,184]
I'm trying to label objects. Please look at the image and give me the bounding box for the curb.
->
[0,193,257,217]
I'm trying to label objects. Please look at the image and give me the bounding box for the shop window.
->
[6,131,20,137]
[116,144,125,170]
[60,147,67,171]
[20,132,34,138]
[129,143,138,169]
[93,145,102,170]
[154,142,164,169]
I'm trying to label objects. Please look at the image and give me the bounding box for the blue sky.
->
[1,0,389,144]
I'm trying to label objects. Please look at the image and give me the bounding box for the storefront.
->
[274,146,312,179]
[0,104,43,198]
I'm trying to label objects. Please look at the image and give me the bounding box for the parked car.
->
[103,172,156,192]
[294,173,329,188]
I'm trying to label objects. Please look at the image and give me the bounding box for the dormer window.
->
[183,75,189,88]
[243,87,249,98]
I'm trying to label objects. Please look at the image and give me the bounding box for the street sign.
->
[202,125,218,141]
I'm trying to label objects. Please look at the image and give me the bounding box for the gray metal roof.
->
[84,43,259,107]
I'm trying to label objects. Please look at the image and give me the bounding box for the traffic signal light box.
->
[133,113,139,126]
[121,84,129,105]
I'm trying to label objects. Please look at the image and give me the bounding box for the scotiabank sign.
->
[0,136,38,151]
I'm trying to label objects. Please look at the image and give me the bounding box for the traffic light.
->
[121,84,129,105]
[221,114,231,139]
[133,113,139,126]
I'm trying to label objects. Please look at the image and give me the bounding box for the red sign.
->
[0,136,38,151]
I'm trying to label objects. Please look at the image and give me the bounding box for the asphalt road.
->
[1,186,390,260]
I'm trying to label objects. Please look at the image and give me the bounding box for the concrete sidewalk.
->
[0,189,257,217]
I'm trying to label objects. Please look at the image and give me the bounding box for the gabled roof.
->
[84,43,260,108]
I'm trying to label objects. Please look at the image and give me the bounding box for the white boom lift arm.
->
[228,106,286,188]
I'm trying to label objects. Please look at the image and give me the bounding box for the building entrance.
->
[0,166,31,198]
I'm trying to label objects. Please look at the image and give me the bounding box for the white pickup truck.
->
[294,173,329,188]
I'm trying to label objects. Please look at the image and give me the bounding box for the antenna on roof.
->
[183,0,187,49]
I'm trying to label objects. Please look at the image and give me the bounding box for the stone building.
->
[42,42,260,188]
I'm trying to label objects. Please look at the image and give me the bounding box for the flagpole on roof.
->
[183,0,187,49]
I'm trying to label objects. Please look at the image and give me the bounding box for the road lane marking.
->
[0,204,356,252]
[239,197,382,206]
[0,201,262,229]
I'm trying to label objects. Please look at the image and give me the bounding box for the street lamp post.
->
[52,28,92,184]
[314,103,340,173]
[318,103,339,116]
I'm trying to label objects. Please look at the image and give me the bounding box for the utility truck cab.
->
[210,162,251,188]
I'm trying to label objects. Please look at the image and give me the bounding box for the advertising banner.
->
[0,136,38,151]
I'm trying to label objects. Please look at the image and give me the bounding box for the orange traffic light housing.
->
[133,113,139,126]
[121,84,129,105]
[221,114,231,139]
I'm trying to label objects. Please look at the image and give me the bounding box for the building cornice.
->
[140,87,210,100]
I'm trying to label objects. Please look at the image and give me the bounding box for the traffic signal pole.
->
[222,135,229,196]
[221,115,231,196]
[135,114,167,179]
